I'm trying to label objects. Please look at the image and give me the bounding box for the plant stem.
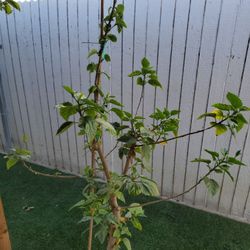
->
[87,149,97,250]
[136,117,229,147]
[135,86,144,116]
[97,144,111,180]
[107,195,121,250]
[22,161,79,179]
[105,141,119,158]
[122,147,134,175]
[87,215,94,250]
[87,0,106,248]
[90,1,119,249]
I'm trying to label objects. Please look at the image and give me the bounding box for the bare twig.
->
[135,86,144,116]
[22,161,79,179]
[105,141,119,158]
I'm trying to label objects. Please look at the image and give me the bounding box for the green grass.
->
[1,154,250,250]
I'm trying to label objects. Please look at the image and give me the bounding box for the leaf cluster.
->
[0,0,20,14]
[4,148,31,170]
[128,57,162,88]
[192,148,245,195]
[198,92,249,136]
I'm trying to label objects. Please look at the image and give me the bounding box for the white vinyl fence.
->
[1,0,250,222]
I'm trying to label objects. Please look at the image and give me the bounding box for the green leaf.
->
[212,103,232,111]
[148,79,162,88]
[204,177,219,196]
[113,228,120,238]
[107,34,117,42]
[128,203,144,216]
[96,118,116,136]
[141,177,159,196]
[191,158,211,164]
[88,48,98,58]
[59,105,77,121]
[235,150,241,157]
[214,124,227,136]
[204,149,219,160]
[87,62,96,72]
[109,99,123,107]
[227,157,246,166]
[128,70,141,77]
[116,4,125,14]
[56,121,74,135]
[131,217,142,231]
[7,0,20,10]
[118,147,129,159]
[95,224,109,244]
[4,4,12,14]
[118,134,136,145]
[111,108,125,120]
[63,85,74,95]
[104,54,111,62]
[15,148,31,156]
[88,86,97,94]
[226,92,243,108]
[198,112,216,120]
[211,109,224,120]
[6,156,18,170]
[240,106,250,111]
[141,145,151,171]
[170,110,180,116]
[236,113,248,124]
[85,119,97,143]
[137,77,144,86]
[116,191,125,203]
[101,71,111,80]
[123,238,132,250]
[141,57,150,68]
[219,165,234,181]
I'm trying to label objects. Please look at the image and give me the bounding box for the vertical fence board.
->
[174,0,206,199]
[153,0,176,191]
[182,0,223,204]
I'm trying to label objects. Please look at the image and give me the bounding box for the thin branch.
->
[136,117,229,147]
[87,208,94,250]
[105,141,119,158]
[94,0,117,101]
[22,161,79,179]
[121,164,218,210]
[135,86,144,116]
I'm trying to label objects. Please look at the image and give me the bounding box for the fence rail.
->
[0,0,250,222]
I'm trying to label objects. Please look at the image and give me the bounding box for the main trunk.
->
[107,195,120,250]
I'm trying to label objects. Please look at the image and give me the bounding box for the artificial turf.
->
[1,154,250,250]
